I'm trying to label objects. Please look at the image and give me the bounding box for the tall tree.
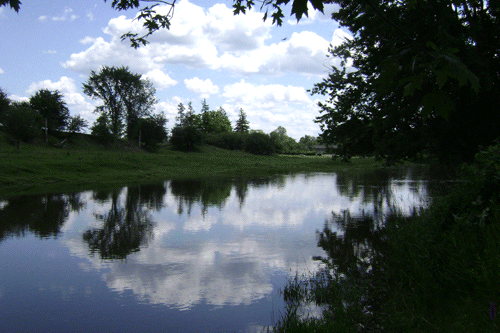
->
[83,66,157,139]
[200,98,210,114]
[234,108,250,133]
[176,102,186,127]
[29,89,70,142]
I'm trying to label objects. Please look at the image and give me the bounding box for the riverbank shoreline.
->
[0,139,396,199]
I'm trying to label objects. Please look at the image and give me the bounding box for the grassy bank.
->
[0,133,385,198]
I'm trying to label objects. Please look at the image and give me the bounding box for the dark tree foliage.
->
[138,112,168,150]
[83,66,157,139]
[244,131,275,155]
[2,102,41,150]
[170,125,203,151]
[234,108,250,133]
[67,115,89,134]
[308,0,499,162]
[29,89,70,136]
[91,113,115,145]
[0,87,10,122]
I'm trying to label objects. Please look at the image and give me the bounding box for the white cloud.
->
[184,77,219,98]
[0,67,4,74]
[223,80,310,104]
[142,69,178,90]
[79,36,95,45]
[62,0,331,76]
[38,15,48,22]
[43,50,57,54]
[52,7,78,21]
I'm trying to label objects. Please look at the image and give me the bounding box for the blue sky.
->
[0,0,350,139]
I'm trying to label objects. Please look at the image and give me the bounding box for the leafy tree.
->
[83,66,157,139]
[201,107,232,134]
[138,112,168,150]
[234,108,250,133]
[298,135,317,151]
[91,113,114,145]
[67,115,89,134]
[29,89,70,142]
[2,102,41,150]
[270,126,298,154]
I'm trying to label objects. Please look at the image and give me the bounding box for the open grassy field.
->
[0,132,385,198]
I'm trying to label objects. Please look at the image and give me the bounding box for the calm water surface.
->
[0,170,431,332]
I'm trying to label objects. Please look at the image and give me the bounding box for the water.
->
[0,169,431,332]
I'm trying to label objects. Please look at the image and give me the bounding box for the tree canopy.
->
[83,66,157,139]
[29,89,70,135]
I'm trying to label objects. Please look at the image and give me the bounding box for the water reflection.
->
[0,193,84,241]
[0,170,431,331]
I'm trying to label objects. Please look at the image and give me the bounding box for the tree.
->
[270,126,298,154]
[298,135,317,151]
[67,115,89,134]
[176,102,186,127]
[138,113,168,150]
[234,108,250,133]
[244,131,275,155]
[91,114,114,145]
[200,98,210,114]
[29,89,70,142]
[83,66,157,139]
[201,107,232,134]
[2,102,40,150]
[0,88,10,122]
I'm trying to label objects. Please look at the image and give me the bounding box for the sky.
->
[0,0,351,140]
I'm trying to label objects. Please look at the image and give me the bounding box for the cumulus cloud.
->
[0,67,4,74]
[223,80,310,104]
[142,69,178,90]
[184,77,219,98]
[62,0,331,76]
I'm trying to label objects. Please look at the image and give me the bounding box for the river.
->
[0,168,432,332]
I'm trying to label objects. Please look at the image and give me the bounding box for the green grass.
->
[0,133,386,198]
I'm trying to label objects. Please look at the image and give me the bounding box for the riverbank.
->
[0,134,387,198]
[272,143,500,332]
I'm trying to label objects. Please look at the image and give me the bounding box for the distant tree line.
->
[170,99,318,155]
[1,65,318,155]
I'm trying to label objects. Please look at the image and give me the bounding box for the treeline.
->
[1,65,318,155]
[170,99,318,155]
[0,87,88,150]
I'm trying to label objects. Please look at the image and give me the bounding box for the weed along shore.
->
[0,137,385,199]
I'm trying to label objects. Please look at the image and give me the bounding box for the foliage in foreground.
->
[274,143,500,332]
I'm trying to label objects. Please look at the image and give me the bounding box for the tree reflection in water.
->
[83,184,165,260]
[278,210,391,331]
[0,193,84,241]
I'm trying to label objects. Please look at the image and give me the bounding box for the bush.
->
[170,125,203,151]
[204,132,245,150]
[244,132,275,155]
